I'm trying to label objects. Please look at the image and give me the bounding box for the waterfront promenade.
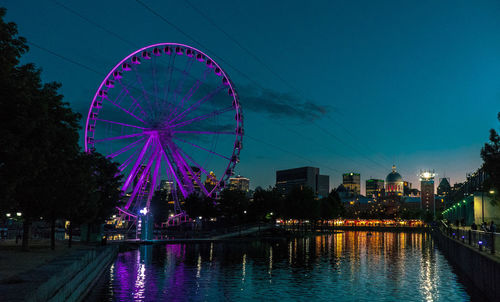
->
[433,222,500,301]
[0,240,117,302]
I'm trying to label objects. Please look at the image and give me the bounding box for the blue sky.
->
[3,0,500,193]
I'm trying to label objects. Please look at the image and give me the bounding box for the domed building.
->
[385,165,404,196]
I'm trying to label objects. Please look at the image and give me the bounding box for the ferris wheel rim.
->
[84,42,243,216]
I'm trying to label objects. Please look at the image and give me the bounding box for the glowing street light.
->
[489,190,496,194]
[16,212,22,217]
[139,207,148,215]
[6,213,11,217]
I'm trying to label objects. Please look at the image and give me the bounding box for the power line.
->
[52,1,136,48]
[27,41,104,75]
[183,0,297,94]
[179,0,394,175]
[134,0,391,175]
[46,1,392,178]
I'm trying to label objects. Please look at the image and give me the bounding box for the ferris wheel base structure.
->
[84,43,243,221]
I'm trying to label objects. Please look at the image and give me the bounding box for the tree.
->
[150,189,170,225]
[0,8,81,250]
[284,185,316,220]
[250,186,283,221]
[65,152,122,245]
[218,189,249,223]
[481,112,500,205]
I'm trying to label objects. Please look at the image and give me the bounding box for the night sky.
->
[3,0,500,193]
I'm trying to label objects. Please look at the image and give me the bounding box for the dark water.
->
[91,232,478,301]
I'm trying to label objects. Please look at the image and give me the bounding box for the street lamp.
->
[16,212,21,217]
[6,213,11,217]
[489,190,496,194]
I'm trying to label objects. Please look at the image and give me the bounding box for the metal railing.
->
[438,221,500,254]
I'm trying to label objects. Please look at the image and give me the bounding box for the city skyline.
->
[3,0,500,192]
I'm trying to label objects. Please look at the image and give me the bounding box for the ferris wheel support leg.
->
[170,145,210,196]
[122,135,153,192]
[125,146,159,210]
[159,143,188,198]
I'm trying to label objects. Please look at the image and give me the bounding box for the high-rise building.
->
[160,180,173,194]
[229,175,250,192]
[420,170,436,214]
[343,173,360,195]
[403,181,412,195]
[385,165,404,196]
[366,179,384,198]
[276,166,329,198]
[437,178,451,196]
[204,171,217,192]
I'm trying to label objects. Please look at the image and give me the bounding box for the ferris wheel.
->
[84,43,243,219]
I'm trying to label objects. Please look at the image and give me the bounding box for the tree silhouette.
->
[0,8,81,250]
[481,112,500,205]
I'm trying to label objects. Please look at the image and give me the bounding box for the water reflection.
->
[97,232,472,301]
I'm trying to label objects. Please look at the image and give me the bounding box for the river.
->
[89,231,481,301]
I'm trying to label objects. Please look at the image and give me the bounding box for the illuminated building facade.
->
[343,173,360,196]
[276,166,329,198]
[385,165,404,196]
[160,180,173,194]
[229,175,250,192]
[366,179,384,198]
[204,171,217,192]
[420,170,436,214]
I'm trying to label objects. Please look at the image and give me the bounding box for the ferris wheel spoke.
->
[103,96,146,124]
[173,137,230,160]
[159,141,188,198]
[168,84,225,125]
[151,56,160,112]
[170,145,210,196]
[132,65,155,117]
[118,146,143,172]
[115,80,149,118]
[166,66,210,122]
[162,55,175,108]
[119,77,176,116]
[174,144,211,178]
[124,145,159,210]
[122,135,154,192]
[173,130,235,135]
[93,117,147,130]
[108,136,146,159]
[168,106,234,129]
[168,148,196,193]
[94,132,145,143]
[172,58,195,103]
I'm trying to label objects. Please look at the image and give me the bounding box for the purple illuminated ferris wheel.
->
[84,43,243,218]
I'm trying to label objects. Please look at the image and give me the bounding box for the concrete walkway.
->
[210,224,273,239]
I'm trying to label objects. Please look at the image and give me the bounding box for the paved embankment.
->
[0,245,117,302]
[433,228,500,301]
